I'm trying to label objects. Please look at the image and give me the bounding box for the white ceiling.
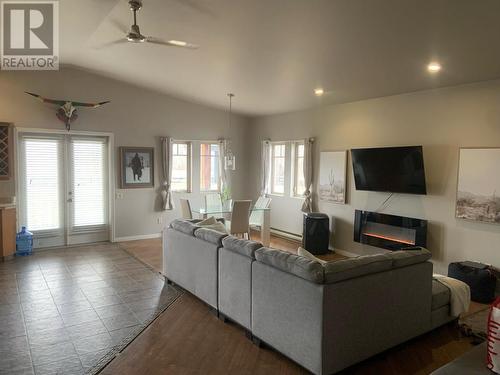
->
[60,0,500,116]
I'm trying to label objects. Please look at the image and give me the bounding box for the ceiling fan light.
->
[168,40,188,47]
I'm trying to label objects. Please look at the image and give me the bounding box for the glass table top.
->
[191,206,270,215]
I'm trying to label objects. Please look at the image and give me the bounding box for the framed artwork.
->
[319,150,347,204]
[120,147,154,188]
[456,147,500,224]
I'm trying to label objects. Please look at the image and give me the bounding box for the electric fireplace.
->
[354,210,427,251]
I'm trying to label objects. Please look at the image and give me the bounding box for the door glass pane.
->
[24,139,61,231]
[72,139,106,227]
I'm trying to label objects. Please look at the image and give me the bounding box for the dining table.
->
[191,206,271,247]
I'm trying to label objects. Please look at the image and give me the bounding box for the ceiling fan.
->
[99,0,199,49]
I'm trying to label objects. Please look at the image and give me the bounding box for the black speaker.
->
[302,213,330,255]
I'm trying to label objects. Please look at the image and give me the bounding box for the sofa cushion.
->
[255,247,324,283]
[386,248,432,268]
[170,219,198,236]
[222,236,262,258]
[432,279,451,310]
[194,228,227,245]
[323,254,392,284]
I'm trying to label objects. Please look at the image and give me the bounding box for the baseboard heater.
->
[270,228,302,242]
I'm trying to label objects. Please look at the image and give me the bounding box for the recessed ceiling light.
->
[168,40,188,47]
[314,88,324,96]
[427,62,442,73]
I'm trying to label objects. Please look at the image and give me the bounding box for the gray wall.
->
[247,80,500,274]
[0,67,251,240]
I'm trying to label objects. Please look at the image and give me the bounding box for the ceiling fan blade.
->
[110,19,129,34]
[94,38,129,50]
[146,37,199,49]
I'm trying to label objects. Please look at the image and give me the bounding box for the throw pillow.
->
[198,216,217,225]
[197,216,228,234]
[298,247,328,265]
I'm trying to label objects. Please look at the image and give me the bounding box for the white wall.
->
[0,67,252,240]
[248,80,500,274]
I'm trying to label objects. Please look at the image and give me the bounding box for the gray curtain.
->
[260,140,271,197]
[161,137,174,210]
[218,138,228,193]
[301,138,314,213]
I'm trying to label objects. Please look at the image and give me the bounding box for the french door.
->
[19,133,110,248]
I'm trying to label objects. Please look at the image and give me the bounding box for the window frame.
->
[270,142,287,196]
[292,141,306,197]
[199,142,221,192]
[171,141,192,193]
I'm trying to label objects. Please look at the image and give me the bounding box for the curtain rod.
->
[264,137,315,143]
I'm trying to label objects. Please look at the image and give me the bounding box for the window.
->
[172,142,191,192]
[293,142,306,196]
[271,143,286,195]
[200,143,220,191]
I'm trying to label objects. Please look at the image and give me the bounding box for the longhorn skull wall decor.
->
[25,92,110,131]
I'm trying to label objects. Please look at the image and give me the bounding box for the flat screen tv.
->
[351,146,427,195]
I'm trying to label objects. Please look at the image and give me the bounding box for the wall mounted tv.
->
[351,146,427,195]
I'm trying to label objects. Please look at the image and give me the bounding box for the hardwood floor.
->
[119,238,163,272]
[112,236,476,375]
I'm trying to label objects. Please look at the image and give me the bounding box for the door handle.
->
[67,198,73,203]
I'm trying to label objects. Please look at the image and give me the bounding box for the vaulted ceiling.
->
[59,0,500,115]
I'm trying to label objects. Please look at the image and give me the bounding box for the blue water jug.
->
[16,227,33,256]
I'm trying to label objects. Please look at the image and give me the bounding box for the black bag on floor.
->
[448,261,498,303]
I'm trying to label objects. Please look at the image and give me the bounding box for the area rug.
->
[0,242,182,375]
[458,305,491,342]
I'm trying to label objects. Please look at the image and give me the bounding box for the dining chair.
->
[229,200,252,239]
[179,198,193,220]
[205,193,223,213]
[249,196,271,229]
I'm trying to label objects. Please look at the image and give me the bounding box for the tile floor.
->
[0,243,179,375]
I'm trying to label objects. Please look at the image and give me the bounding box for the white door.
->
[19,134,110,248]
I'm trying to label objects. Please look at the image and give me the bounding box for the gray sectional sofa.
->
[163,219,456,375]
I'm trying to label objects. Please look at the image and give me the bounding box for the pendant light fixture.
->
[224,93,236,170]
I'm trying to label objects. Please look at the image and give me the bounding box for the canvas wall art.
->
[120,147,154,188]
[456,147,500,224]
[319,150,347,204]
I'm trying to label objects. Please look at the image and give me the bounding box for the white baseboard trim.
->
[114,233,162,242]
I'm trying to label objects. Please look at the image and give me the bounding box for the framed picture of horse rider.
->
[120,147,154,188]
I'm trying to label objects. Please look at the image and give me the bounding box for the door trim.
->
[15,128,116,243]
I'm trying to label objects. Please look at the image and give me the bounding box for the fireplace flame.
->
[362,232,415,245]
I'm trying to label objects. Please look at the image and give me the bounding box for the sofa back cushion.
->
[323,255,392,284]
[255,247,324,283]
[222,236,262,258]
[170,219,198,236]
[385,248,432,268]
[194,228,227,246]
[254,247,432,284]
